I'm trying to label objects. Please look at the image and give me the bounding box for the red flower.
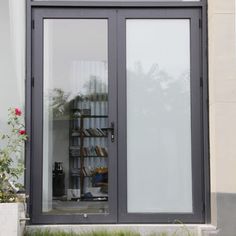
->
[15,108,22,116]
[19,130,26,135]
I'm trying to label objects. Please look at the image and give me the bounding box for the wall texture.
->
[0,0,25,125]
[208,0,236,235]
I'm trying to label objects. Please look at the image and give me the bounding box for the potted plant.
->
[0,108,27,236]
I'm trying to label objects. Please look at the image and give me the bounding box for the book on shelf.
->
[95,146,100,156]
[72,128,107,137]
[83,129,91,137]
[92,128,101,136]
[96,128,106,136]
[86,128,94,136]
[82,166,88,176]
[70,146,108,157]
[101,147,108,157]
[86,128,107,137]
[95,145,107,157]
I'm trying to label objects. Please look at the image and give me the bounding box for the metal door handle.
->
[101,122,115,142]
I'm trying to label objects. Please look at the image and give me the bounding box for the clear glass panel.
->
[127,19,192,213]
[43,19,109,214]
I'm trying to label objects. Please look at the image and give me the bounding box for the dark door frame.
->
[28,8,118,224]
[118,8,204,223]
[26,0,210,225]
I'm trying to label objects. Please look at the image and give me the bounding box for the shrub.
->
[0,108,27,202]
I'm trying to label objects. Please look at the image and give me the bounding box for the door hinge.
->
[200,77,203,87]
[202,202,205,214]
[31,77,35,87]
[32,20,35,29]
[199,18,202,28]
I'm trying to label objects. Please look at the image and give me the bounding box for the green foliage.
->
[0,108,27,202]
[24,230,77,236]
[50,88,71,118]
[172,220,197,236]
[24,230,140,236]
[149,233,168,236]
[24,228,196,236]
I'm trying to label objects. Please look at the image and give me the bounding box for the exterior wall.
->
[0,0,25,184]
[0,0,25,124]
[208,0,236,235]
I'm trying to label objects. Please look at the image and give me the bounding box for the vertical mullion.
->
[107,9,118,221]
[31,9,44,222]
[117,10,127,221]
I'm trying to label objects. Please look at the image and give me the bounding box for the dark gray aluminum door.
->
[31,8,117,224]
[117,9,205,223]
[30,7,205,224]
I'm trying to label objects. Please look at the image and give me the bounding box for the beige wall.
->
[208,0,236,194]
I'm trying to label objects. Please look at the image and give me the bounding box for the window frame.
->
[117,8,206,223]
[26,0,210,224]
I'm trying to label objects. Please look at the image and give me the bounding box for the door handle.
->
[101,122,115,142]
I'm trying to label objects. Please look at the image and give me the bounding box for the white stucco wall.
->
[0,0,25,131]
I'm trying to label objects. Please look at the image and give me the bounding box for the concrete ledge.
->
[27,224,218,236]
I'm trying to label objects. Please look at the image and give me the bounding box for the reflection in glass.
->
[43,19,109,214]
[127,19,193,213]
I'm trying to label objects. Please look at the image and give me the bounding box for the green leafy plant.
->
[24,230,141,236]
[24,229,197,236]
[0,108,27,203]
[49,88,71,118]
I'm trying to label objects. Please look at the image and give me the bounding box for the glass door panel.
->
[43,19,109,214]
[118,9,203,223]
[126,19,192,213]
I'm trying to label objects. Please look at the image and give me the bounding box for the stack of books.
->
[72,128,107,137]
[70,146,108,157]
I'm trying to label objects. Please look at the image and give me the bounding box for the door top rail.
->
[29,0,205,8]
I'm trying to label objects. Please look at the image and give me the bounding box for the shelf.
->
[70,146,107,150]
[71,174,93,178]
[73,115,108,119]
[70,155,108,158]
[71,196,108,202]
[80,196,108,201]
[71,134,108,138]
[69,100,109,198]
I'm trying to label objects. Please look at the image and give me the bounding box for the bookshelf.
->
[69,97,108,201]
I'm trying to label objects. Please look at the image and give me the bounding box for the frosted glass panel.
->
[127,19,192,213]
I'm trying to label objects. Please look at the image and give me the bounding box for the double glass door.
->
[31,8,204,224]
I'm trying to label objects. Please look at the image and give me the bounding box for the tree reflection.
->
[127,61,190,126]
[48,76,108,118]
